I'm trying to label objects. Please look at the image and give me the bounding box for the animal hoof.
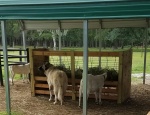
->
[95,102,99,105]
[54,101,57,105]
[49,99,52,101]
[78,106,82,109]
[99,102,102,105]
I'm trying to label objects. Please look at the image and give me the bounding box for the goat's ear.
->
[44,61,49,65]
[45,62,51,70]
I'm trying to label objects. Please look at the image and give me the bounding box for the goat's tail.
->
[58,72,66,105]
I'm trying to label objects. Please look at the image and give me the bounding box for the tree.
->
[6,20,21,47]
[95,29,110,49]
[65,29,82,47]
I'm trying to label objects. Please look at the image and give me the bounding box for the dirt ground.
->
[0,79,150,115]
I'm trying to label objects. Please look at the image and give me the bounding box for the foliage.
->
[54,64,118,81]
[0,20,150,49]
[65,29,83,47]
[88,67,118,81]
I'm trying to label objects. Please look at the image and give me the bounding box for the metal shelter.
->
[0,0,150,115]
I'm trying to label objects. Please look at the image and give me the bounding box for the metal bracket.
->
[146,18,149,28]
[99,19,102,29]
[58,20,62,31]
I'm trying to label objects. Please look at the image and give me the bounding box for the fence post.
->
[19,49,22,62]
[26,48,31,81]
[0,56,4,86]
[26,48,29,63]
[19,49,23,78]
[71,51,76,100]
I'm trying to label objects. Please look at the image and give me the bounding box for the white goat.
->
[9,63,30,85]
[79,72,107,107]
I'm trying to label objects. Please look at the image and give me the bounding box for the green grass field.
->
[132,52,150,73]
[0,111,22,115]
[1,48,150,80]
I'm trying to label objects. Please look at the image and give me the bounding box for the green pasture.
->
[0,111,22,115]
[132,52,150,73]
[1,48,150,80]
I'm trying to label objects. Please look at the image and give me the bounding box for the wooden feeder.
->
[29,48,132,103]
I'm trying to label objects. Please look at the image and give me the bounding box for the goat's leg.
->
[11,72,15,85]
[79,85,82,107]
[87,90,89,102]
[22,74,25,83]
[24,74,29,83]
[27,74,30,83]
[48,84,53,101]
[99,89,102,105]
[49,90,53,102]
[53,87,58,105]
[94,91,99,105]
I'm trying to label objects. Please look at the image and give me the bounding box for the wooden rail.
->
[0,48,29,86]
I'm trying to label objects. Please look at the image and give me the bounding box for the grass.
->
[0,111,22,115]
[131,76,143,84]
[132,52,150,73]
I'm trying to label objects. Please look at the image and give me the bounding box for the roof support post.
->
[58,20,62,64]
[98,20,102,68]
[58,29,62,64]
[143,27,148,84]
[98,30,102,68]
[58,30,61,51]
[22,30,26,49]
[1,20,11,115]
[82,20,88,115]
[58,20,62,51]
[22,30,27,62]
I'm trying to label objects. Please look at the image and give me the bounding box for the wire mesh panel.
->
[101,57,119,71]
[49,56,71,69]
[74,56,119,71]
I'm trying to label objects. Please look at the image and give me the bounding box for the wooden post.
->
[71,51,76,100]
[121,50,132,102]
[29,48,35,96]
[19,49,23,78]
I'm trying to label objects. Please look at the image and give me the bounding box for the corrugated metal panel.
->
[0,0,138,5]
[23,18,150,30]
[0,1,150,19]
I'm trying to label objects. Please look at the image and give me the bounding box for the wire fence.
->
[49,56,119,71]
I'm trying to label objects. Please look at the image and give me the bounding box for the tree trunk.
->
[13,41,15,48]
[121,40,124,49]
[53,37,56,50]
[43,40,47,48]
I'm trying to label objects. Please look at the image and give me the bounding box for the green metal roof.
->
[0,0,144,5]
[0,0,150,20]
